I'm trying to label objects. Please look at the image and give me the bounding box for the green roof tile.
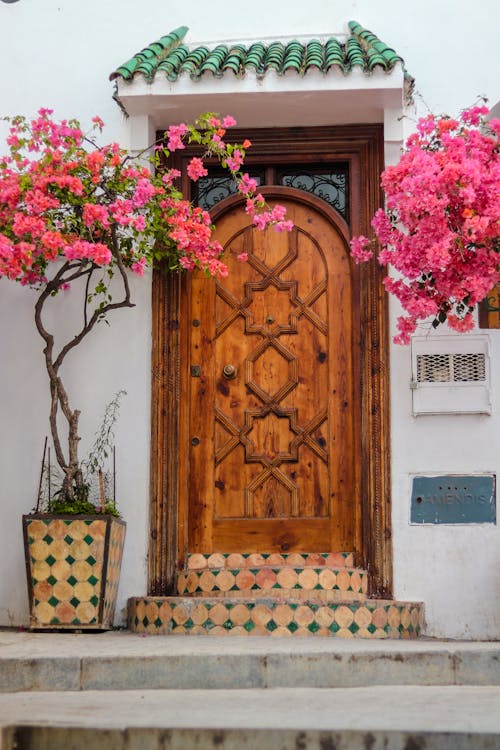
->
[110,21,410,83]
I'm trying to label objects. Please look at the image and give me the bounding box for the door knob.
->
[222,364,237,379]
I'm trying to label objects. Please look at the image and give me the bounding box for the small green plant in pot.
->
[23,391,127,629]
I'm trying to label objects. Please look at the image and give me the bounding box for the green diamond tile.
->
[70,597,80,608]
[43,534,53,544]
[51,617,60,625]
[47,575,57,585]
[67,575,77,586]
[90,595,99,606]
[204,618,213,628]
[66,555,75,564]
[46,555,56,566]
[367,623,377,634]
[244,620,255,633]
[64,535,73,545]
[184,618,194,629]
[329,621,340,633]
[154,617,163,628]
[48,596,59,607]
[223,619,233,630]
[308,621,321,633]
[267,619,278,632]
[28,536,34,544]
[287,621,298,633]
[349,622,359,633]
[142,616,150,627]
[86,555,96,565]
[88,575,98,586]
[83,534,93,545]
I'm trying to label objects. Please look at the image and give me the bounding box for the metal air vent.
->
[416,353,486,384]
[411,336,491,415]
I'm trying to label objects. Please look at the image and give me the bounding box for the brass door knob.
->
[222,364,237,379]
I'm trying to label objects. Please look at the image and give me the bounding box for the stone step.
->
[186,551,354,570]
[1,631,499,693]
[177,566,368,601]
[2,686,500,749]
[128,596,424,638]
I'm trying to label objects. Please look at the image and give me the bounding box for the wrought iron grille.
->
[193,165,349,219]
[195,172,264,211]
[277,169,348,218]
[417,353,486,383]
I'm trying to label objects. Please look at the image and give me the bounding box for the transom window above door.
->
[194,165,349,221]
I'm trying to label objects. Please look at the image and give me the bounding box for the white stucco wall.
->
[0,0,499,637]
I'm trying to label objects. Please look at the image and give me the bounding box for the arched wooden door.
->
[187,189,360,554]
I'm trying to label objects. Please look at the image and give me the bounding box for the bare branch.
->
[53,237,134,371]
[83,266,94,328]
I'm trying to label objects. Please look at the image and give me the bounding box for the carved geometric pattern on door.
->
[215,225,329,520]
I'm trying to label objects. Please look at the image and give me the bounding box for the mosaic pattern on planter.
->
[129,596,424,639]
[102,520,127,625]
[186,552,354,570]
[177,566,368,602]
[23,515,125,629]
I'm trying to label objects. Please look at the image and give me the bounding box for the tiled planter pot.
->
[22,514,126,630]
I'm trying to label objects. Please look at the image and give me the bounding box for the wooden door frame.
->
[148,124,392,597]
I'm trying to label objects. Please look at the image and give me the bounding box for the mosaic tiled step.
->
[177,566,368,602]
[129,597,424,639]
[186,552,354,571]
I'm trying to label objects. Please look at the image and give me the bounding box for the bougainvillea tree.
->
[0,108,291,504]
[350,104,500,344]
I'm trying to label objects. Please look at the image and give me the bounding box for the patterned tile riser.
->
[177,567,368,599]
[186,552,354,571]
[188,589,367,603]
[128,597,424,639]
[23,515,125,630]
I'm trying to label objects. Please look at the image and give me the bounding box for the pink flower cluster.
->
[350,104,500,343]
[0,109,294,295]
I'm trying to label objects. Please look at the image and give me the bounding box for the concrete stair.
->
[0,631,499,749]
[128,553,424,638]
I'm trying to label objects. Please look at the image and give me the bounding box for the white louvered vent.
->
[411,336,491,415]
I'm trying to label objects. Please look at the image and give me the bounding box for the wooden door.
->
[188,190,357,554]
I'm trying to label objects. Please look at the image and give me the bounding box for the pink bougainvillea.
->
[350,104,500,344]
[0,110,290,287]
[0,109,291,502]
